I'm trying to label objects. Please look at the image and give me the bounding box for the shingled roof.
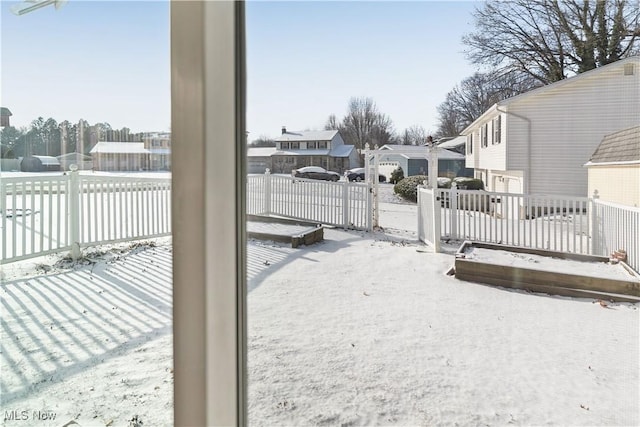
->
[586,126,640,165]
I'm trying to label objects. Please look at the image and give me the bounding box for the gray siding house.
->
[270,127,358,174]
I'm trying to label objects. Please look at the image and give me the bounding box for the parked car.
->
[291,166,341,181]
[344,167,386,183]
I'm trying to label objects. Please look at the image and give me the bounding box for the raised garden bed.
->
[453,241,640,303]
[247,215,324,248]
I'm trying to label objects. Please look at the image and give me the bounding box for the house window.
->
[492,115,501,145]
[318,141,327,149]
[280,142,289,149]
[624,63,634,76]
[481,124,488,148]
[467,133,473,154]
[290,142,299,149]
[286,156,294,163]
[307,141,316,149]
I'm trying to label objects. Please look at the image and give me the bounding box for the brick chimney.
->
[282,126,287,134]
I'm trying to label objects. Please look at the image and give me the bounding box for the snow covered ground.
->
[1,185,638,426]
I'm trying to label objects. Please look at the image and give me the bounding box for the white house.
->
[462,56,640,196]
[585,126,640,207]
[90,141,150,171]
[269,127,358,174]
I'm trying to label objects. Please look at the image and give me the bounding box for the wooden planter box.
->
[247,214,323,248]
[454,241,640,303]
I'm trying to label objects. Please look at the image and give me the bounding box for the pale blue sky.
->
[1,1,481,138]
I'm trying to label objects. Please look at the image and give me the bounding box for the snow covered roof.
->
[247,147,277,157]
[329,145,354,158]
[272,149,331,156]
[275,130,338,142]
[30,155,60,165]
[437,136,466,149]
[585,126,640,166]
[379,144,465,160]
[90,142,150,154]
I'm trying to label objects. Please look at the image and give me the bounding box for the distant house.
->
[247,147,276,173]
[585,126,640,207]
[269,127,358,174]
[144,132,171,171]
[90,141,150,171]
[1,107,12,127]
[462,56,640,196]
[378,144,472,178]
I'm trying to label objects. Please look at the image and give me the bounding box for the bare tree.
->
[336,97,396,150]
[249,135,275,147]
[324,114,341,131]
[435,72,541,137]
[399,125,428,145]
[464,0,640,84]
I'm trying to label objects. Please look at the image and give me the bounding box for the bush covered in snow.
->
[453,177,484,190]
[394,175,427,202]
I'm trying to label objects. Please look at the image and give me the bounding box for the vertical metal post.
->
[342,179,349,228]
[364,144,373,230]
[450,181,458,240]
[68,165,81,259]
[264,169,271,215]
[373,147,379,229]
[590,190,600,255]
[432,187,441,253]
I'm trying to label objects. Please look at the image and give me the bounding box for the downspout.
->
[496,106,531,194]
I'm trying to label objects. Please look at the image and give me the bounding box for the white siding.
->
[505,60,640,196]
[588,165,640,207]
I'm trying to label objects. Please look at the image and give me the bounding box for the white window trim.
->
[171,2,246,425]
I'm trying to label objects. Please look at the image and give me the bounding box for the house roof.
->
[329,145,354,157]
[247,147,278,157]
[90,142,150,154]
[379,144,465,160]
[437,136,466,149]
[1,107,12,116]
[585,126,640,166]
[273,149,331,156]
[462,56,640,134]
[275,130,338,142]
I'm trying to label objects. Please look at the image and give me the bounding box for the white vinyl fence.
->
[247,173,371,230]
[418,186,639,273]
[1,172,171,264]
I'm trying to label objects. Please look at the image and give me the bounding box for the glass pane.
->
[1,2,173,426]
[246,1,639,426]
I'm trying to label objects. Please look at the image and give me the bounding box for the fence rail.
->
[1,172,171,264]
[418,186,639,273]
[247,174,371,230]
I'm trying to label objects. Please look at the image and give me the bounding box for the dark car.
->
[344,168,386,183]
[291,166,341,181]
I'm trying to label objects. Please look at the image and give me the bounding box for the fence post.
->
[449,181,458,239]
[342,180,349,229]
[364,143,373,230]
[68,165,81,260]
[264,169,271,215]
[590,190,600,255]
